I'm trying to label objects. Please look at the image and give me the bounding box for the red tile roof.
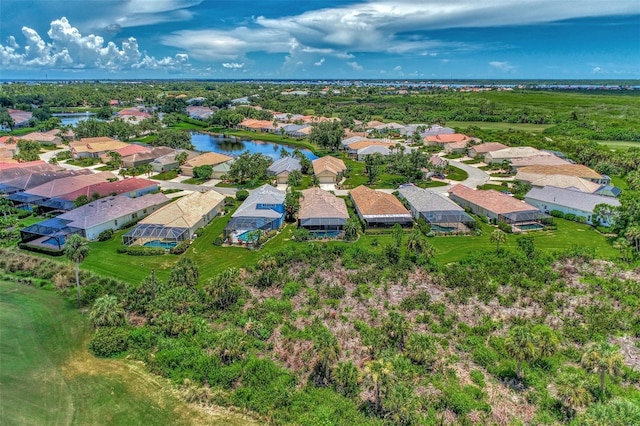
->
[60,178,158,201]
[0,160,48,170]
[425,133,470,144]
[448,184,537,214]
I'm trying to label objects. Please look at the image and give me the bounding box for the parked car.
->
[501,190,514,196]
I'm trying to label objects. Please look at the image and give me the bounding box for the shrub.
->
[117,246,166,256]
[470,370,486,388]
[498,221,513,233]
[89,327,130,357]
[213,236,225,246]
[169,241,190,254]
[564,213,577,222]
[282,281,302,299]
[236,189,249,201]
[97,229,114,242]
[292,227,311,242]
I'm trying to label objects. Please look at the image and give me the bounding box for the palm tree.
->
[406,230,435,260]
[490,229,507,254]
[613,238,631,263]
[364,358,394,414]
[64,234,89,307]
[555,371,592,416]
[257,255,277,287]
[313,332,341,386]
[89,295,126,327]
[625,226,640,254]
[581,342,624,398]
[505,325,538,380]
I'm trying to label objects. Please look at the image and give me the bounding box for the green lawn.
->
[448,121,551,132]
[152,170,179,181]
[598,140,640,150]
[0,280,252,425]
[342,159,406,189]
[446,164,469,181]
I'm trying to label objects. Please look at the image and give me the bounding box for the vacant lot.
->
[0,281,255,426]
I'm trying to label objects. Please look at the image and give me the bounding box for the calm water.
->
[53,113,98,126]
[190,132,317,160]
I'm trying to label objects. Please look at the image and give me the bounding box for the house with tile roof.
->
[424,133,471,147]
[150,149,199,173]
[225,185,285,243]
[515,164,609,185]
[267,157,301,184]
[448,184,545,229]
[0,169,90,195]
[298,188,349,233]
[398,184,474,232]
[17,131,62,145]
[7,109,32,128]
[70,137,130,158]
[312,156,347,184]
[468,142,508,158]
[355,144,392,161]
[483,146,550,164]
[525,186,621,226]
[60,178,159,204]
[123,190,226,246]
[181,152,234,179]
[121,147,175,169]
[350,185,413,227]
[510,155,571,168]
[527,174,602,193]
[21,193,170,250]
[444,140,469,154]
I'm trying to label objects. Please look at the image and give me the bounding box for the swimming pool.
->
[310,230,341,239]
[517,223,544,231]
[237,230,258,243]
[143,240,177,249]
[431,224,457,233]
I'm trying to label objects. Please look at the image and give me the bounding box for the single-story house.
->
[0,168,88,195]
[277,124,312,138]
[123,190,226,246]
[7,109,32,128]
[341,135,369,149]
[187,105,216,120]
[60,177,159,203]
[121,147,175,169]
[594,185,622,198]
[70,137,130,159]
[510,155,571,169]
[237,119,276,133]
[8,171,116,210]
[298,188,349,233]
[267,157,301,184]
[225,184,285,243]
[20,193,170,250]
[525,186,621,226]
[424,133,471,147]
[355,144,392,161]
[515,165,609,186]
[350,185,413,227]
[181,152,234,179]
[444,141,469,155]
[448,184,545,230]
[150,149,199,173]
[421,125,455,136]
[99,144,151,164]
[346,140,389,158]
[527,174,602,193]
[468,142,508,158]
[397,184,474,232]
[17,131,62,145]
[483,146,550,164]
[117,108,152,124]
[312,156,347,184]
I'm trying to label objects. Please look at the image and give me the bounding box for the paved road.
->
[152,179,237,196]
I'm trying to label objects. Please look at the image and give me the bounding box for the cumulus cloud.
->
[592,66,602,74]
[393,65,402,71]
[222,62,244,68]
[0,17,190,72]
[489,61,516,72]
[348,61,363,71]
[314,57,325,66]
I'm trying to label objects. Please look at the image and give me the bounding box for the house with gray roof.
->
[150,149,199,173]
[356,145,391,161]
[398,184,474,232]
[298,188,349,234]
[267,157,301,184]
[20,193,170,250]
[524,186,621,227]
[225,185,285,243]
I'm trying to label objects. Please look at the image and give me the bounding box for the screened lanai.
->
[122,223,189,246]
[20,218,82,251]
[298,188,349,233]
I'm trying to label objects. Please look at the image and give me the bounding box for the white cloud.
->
[592,66,602,74]
[87,0,203,30]
[489,61,516,72]
[393,65,402,71]
[222,62,244,68]
[0,17,190,72]
[314,57,325,66]
[348,61,363,71]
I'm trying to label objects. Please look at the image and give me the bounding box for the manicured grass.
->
[152,170,179,180]
[0,280,251,425]
[182,177,209,185]
[477,183,509,191]
[598,140,640,150]
[449,121,551,132]
[342,159,406,189]
[67,158,101,167]
[446,164,469,181]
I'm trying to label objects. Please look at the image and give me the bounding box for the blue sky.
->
[1,0,639,80]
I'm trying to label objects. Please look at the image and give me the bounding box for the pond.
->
[190,132,317,160]
[52,113,99,126]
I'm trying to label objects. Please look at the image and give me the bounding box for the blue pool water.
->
[310,230,341,239]
[143,240,177,249]
[43,236,65,246]
[518,223,544,231]
[237,231,258,243]
[431,224,456,233]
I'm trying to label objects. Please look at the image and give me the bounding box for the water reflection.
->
[190,132,317,160]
